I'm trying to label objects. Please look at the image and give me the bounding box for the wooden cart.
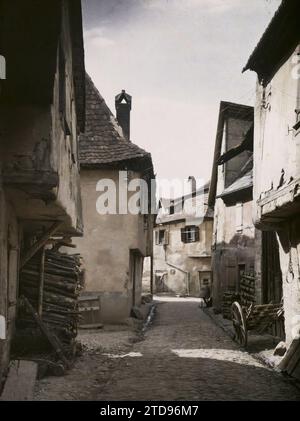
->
[231,301,284,348]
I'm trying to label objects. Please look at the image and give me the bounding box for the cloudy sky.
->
[82,0,280,184]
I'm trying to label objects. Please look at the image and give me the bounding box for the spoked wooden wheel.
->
[231,301,248,348]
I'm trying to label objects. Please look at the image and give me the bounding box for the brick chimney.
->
[188,176,197,196]
[115,90,132,141]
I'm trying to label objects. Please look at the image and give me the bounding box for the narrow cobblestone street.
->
[34,297,300,401]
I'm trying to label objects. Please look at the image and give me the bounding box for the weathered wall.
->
[276,219,300,344]
[211,107,256,310]
[212,198,256,309]
[0,176,19,387]
[74,169,151,323]
[0,105,52,170]
[253,45,300,344]
[51,2,83,235]
[153,220,213,296]
[0,1,82,235]
[253,45,300,224]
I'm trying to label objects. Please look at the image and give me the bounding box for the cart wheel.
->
[231,301,247,348]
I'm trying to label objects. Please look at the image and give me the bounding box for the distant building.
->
[75,74,154,324]
[243,0,300,352]
[208,100,284,332]
[208,102,260,314]
[0,0,85,384]
[152,181,213,297]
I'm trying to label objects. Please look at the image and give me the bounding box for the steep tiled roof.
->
[79,74,152,169]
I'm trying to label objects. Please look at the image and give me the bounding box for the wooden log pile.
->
[18,250,84,350]
[221,291,240,319]
[246,303,283,331]
[240,272,255,307]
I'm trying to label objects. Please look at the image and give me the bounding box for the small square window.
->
[181,226,199,243]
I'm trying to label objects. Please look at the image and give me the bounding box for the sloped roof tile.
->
[218,170,253,199]
[79,74,152,168]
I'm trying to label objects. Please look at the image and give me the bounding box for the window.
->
[169,201,175,215]
[236,203,243,233]
[155,229,168,245]
[181,225,199,243]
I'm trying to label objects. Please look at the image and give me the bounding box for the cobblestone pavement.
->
[34,297,300,401]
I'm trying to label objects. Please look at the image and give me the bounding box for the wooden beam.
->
[3,170,59,187]
[0,360,38,401]
[37,247,46,317]
[19,296,71,369]
[20,221,63,268]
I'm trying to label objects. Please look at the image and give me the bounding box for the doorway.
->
[198,271,212,291]
[130,250,143,307]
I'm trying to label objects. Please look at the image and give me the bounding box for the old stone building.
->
[0,0,85,386]
[74,74,154,324]
[208,102,257,313]
[152,182,213,297]
[243,0,300,373]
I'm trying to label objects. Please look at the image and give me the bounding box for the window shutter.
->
[164,230,169,245]
[181,228,186,243]
[236,203,243,233]
[195,226,200,242]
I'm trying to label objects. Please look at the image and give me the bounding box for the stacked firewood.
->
[222,291,240,319]
[18,250,84,349]
[240,273,255,307]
